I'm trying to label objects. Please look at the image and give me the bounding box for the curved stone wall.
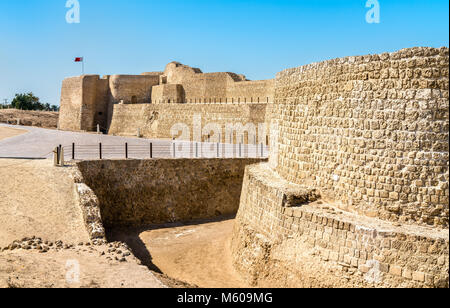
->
[231,163,449,288]
[270,47,449,226]
[232,47,449,288]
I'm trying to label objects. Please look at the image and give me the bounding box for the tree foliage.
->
[3,93,59,111]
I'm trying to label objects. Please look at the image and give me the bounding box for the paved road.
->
[0,124,268,160]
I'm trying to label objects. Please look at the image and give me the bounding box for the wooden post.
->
[53,147,59,167]
[60,147,65,166]
[99,143,102,160]
[72,143,75,160]
[150,143,153,159]
[125,143,128,159]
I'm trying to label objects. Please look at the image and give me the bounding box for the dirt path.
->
[0,127,27,141]
[112,219,250,288]
[0,159,90,247]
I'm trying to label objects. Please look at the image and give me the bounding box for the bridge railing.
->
[60,141,269,161]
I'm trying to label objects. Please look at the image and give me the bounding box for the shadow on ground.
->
[105,215,236,275]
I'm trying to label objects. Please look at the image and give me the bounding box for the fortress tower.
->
[232,47,449,288]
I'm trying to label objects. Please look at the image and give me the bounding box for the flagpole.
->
[82,57,85,75]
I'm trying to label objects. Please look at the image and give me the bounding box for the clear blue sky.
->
[0,0,448,105]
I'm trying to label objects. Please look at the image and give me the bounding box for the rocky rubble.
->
[0,237,140,265]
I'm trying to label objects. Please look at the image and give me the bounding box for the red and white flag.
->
[74,57,83,62]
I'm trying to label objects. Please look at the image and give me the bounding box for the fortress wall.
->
[227,79,275,103]
[162,62,274,103]
[79,75,108,131]
[231,47,449,288]
[271,47,449,226]
[177,73,228,102]
[180,76,274,103]
[108,103,268,143]
[231,163,449,288]
[59,76,84,131]
[152,84,185,104]
[59,75,111,132]
[109,75,160,104]
[92,78,110,130]
[76,159,264,227]
[58,63,275,132]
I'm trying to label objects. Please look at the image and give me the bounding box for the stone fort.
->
[59,47,449,288]
[59,62,274,141]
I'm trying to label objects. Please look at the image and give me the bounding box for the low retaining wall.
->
[231,163,449,288]
[76,158,264,227]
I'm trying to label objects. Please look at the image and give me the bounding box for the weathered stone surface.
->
[269,46,449,227]
[233,47,449,288]
[76,158,264,227]
[58,62,274,136]
[232,163,449,288]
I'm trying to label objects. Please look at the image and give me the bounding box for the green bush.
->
[8,93,59,111]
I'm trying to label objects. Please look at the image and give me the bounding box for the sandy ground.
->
[0,243,166,288]
[0,157,168,288]
[0,159,90,247]
[109,219,250,288]
[0,127,27,141]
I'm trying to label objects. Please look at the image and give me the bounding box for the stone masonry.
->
[232,47,449,288]
[58,62,274,137]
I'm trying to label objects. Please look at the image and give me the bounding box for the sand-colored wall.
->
[109,75,160,104]
[163,62,274,103]
[59,75,111,132]
[76,159,264,227]
[152,84,185,104]
[59,76,84,131]
[270,47,449,226]
[108,103,268,143]
[232,47,449,289]
[59,63,274,132]
[231,163,449,288]
[227,79,275,103]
